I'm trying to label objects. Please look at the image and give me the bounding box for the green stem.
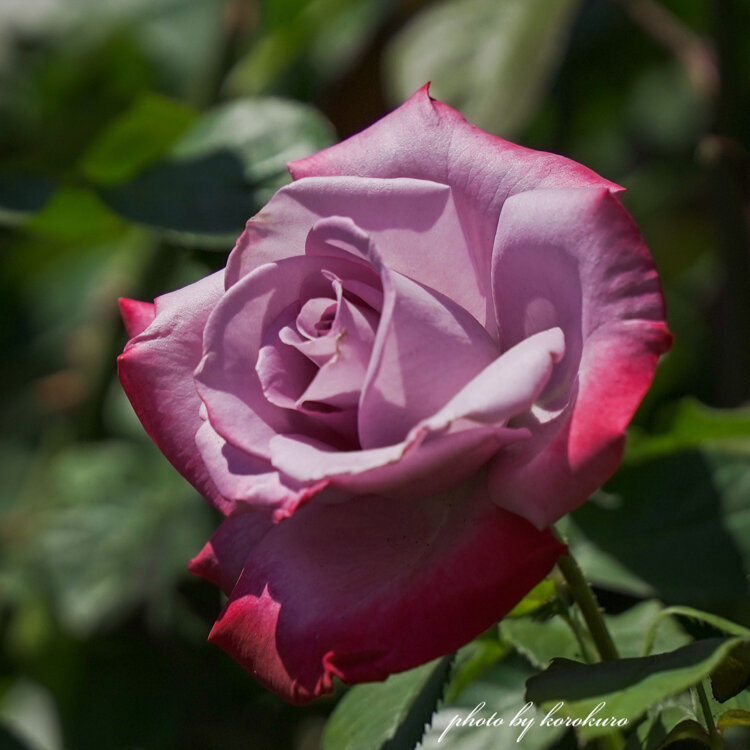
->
[554,547,625,750]
[555,552,620,662]
[694,681,723,750]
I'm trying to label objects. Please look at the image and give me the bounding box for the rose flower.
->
[118,86,671,703]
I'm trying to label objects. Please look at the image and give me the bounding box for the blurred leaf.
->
[0,680,62,750]
[0,725,35,750]
[717,709,750,732]
[506,579,556,618]
[622,705,697,750]
[99,151,256,245]
[81,93,196,185]
[171,97,335,193]
[658,719,712,748]
[0,33,156,172]
[562,448,750,610]
[526,638,747,740]
[625,63,709,154]
[226,0,394,96]
[0,174,56,225]
[2,441,213,634]
[626,399,750,463]
[420,654,566,750]
[25,187,126,243]
[99,97,334,246]
[321,654,453,750]
[710,642,750,703]
[384,0,581,137]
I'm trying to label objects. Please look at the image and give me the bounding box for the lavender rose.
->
[118,86,671,703]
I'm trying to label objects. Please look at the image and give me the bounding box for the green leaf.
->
[612,602,692,659]
[99,97,334,246]
[626,398,750,463]
[717,709,750,732]
[710,642,750,703]
[0,174,56,225]
[384,0,581,137]
[643,607,750,658]
[501,616,585,670]
[658,719,712,748]
[562,448,750,609]
[526,638,748,740]
[170,97,335,196]
[420,654,566,750]
[445,638,508,703]
[2,441,213,634]
[501,601,691,673]
[321,655,453,750]
[25,187,126,243]
[224,0,394,96]
[506,579,556,618]
[622,706,697,750]
[99,152,257,246]
[81,93,197,185]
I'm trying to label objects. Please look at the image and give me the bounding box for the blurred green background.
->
[0,1,748,749]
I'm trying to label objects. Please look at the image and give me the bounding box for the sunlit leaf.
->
[81,93,196,185]
[321,655,453,750]
[526,638,748,740]
[506,579,556,618]
[420,654,566,750]
[384,0,581,136]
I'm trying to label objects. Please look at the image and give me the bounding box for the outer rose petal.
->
[207,482,564,704]
[118,298,155,338]
[289,84,620,300]
[226,176,487,326]
[489,188,672,528]
[118,272,229,514]
[189,511,274,595]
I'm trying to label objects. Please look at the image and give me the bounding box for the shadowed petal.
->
[207,482,564,703]
[118,272,229,513]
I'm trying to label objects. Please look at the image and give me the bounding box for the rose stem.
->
[553,535,625,749]
[554,551,620,662]
[552,528,619,662]
[694,681,723,750]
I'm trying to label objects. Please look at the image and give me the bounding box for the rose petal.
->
[296,280,378,410]
[189,510,274,595]
[488,188,672,527]
[194,419,325,520]
[289,84,620,323]
[270,328,564,498]
[207,482,564,703]
[195,255,379,458]
[118,271,229,513]
[308,215,501,448]
[360,243,500,448]
[118,298,155,338]
[226,176,487,326]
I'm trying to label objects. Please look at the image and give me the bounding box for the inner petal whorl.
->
[255,269,381,450]
[297,297,338,339]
